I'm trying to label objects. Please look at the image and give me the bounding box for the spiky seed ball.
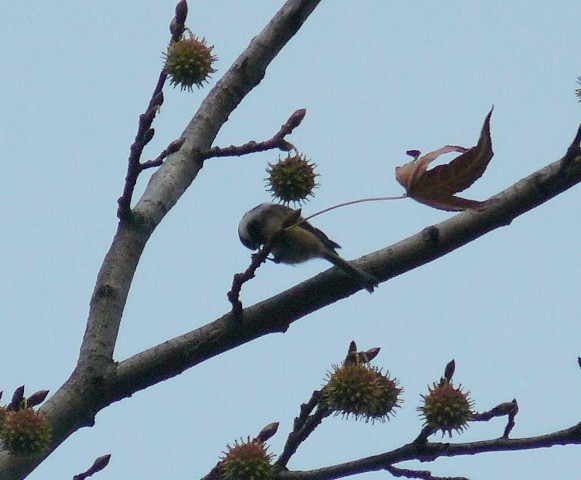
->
[321,363,402,423]
[1,409,52,455]
[265,153,318,205]
[164,36,217,90]
[418,380,473,437]
[576,76,581,102]
[220,438,274,480]
[0,407,6,430]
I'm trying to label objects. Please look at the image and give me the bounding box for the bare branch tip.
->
[256,422,279,442]
[27,389,50,408]
[9,385,25,410]
[73,454,112,480]
[444,359,456,381]
[288,108,307,128]
[175,0,188,19]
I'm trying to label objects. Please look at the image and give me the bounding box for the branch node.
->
[421,225,440,246]
[502,399,519,438]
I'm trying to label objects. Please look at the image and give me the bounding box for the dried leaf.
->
[395,108,494,211]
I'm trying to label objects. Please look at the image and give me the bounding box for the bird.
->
[238,203,379,293]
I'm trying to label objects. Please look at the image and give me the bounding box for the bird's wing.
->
[298,221,341,252]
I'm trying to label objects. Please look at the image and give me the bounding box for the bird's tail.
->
[322,252,379,293]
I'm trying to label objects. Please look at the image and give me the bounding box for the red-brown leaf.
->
[410,195,484,212]
[395,108,494,211]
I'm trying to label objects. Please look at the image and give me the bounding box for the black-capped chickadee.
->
[238,203,379,293]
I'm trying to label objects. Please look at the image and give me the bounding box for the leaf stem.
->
[302,195,407,223]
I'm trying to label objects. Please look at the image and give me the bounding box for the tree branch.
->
[104,141,581,402]
[0,2,322,479]
[277,421,581,480]
[117,1,188,221]
[386,465,468,480]
[72,454,111,480]
[275,390,330,468]
[201,108,306,159]
[471,399,519,438]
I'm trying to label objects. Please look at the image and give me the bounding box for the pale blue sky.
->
[1,2,580,479]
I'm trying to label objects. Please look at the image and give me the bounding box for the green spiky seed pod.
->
[418,380,473,436]
[164,36,217,90]
[321,363,402,423]
[1,409,52,455]
[220,438,274,480]
[0,407,7,431]
[576,76,581,102]
[265,153,318,205]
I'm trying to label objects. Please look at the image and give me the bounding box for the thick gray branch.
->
[107,146,581,400]
[78,0,321,370]
[0,1,321,479]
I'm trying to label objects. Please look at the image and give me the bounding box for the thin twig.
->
[141,138,185,170]
[117,2,188,221]
[72,455,111,480]
[279,421,581,480]
[227,219,297,317]
[470,399,519,438]
[201,109,307,159]
[227,241,275,318]
[275,390,330,468]
[386,465,468,480]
